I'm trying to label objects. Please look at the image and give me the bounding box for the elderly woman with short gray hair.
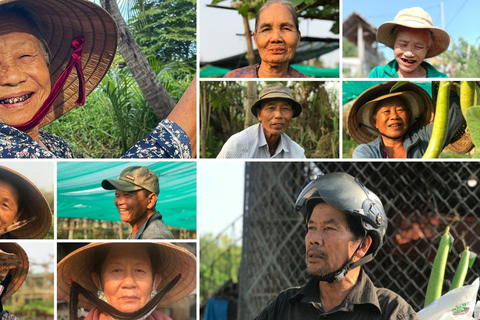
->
[224,0,309,78]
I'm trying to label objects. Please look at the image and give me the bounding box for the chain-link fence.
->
[239,161,480,319]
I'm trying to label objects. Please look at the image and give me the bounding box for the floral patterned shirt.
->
[0,119,191,159]
[0,311,19,320]
[0,122,74,158]
[223,63,310,78]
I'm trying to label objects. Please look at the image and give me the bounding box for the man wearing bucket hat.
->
[217,82,305,158]
[57,242,196,320]
[0,243,29,320]
[0,0,196,159]
[102,166,174,239]
[0,166,52,239]
[348,82,465,158]
[369,7,450,78]
[255,172,418,319]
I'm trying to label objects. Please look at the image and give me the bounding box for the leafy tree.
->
[443,37,480,78]
[200,233,242,303]
[130,0,196,67]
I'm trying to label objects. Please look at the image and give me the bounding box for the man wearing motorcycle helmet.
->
[254,172,418,320]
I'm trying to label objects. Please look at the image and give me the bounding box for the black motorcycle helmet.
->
[295,172,387,282]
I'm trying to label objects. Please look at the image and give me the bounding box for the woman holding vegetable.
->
[0,0,196,158]
[348,82,465,158]
[369,7,449,78]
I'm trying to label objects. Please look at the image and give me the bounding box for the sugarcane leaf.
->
[390,81,409,93]
[466,105,480,149]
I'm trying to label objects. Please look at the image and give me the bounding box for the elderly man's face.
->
[253,3,300,67]
[305,203,362,277]
[258,99,293,138]
[0,180,20,229]
[372,97,410,139]
[394,27,430,77]
[0,15,51,127]
[94,245,161,314]
[114,190,155,226]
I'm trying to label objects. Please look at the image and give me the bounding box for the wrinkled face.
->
[372,97,410,139]
[98,245,160,313]
[394,27,430,76]
[257,99,293,138]
[114,189,153,226]
[253,3,301,67]
[305,203,360,277]
[0,15,51,126]
[0,180,20,229]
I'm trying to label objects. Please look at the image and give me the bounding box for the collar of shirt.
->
[290,270,382,315]
[257,123,290,158]
[130,211,162,239]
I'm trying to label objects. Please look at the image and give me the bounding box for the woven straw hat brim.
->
[57,242,196,310]
[0,243,29,302]
[377,22,450,59]
[0,0,118,127]
[347,82,434,145]
[0,166,52,239]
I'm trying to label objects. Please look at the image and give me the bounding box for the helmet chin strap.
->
[69,273,181,320]
[313,235,374,284]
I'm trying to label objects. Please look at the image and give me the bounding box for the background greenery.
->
[43,0,196,158]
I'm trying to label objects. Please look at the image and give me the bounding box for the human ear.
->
[91,272,101,290]
[147,193,158,210]
[154,274,162,289]
[358,235,373,258]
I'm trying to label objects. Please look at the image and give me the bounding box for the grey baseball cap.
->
[101,166,159,195]
[250,83,303,118]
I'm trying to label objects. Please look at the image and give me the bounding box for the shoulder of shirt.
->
[39,130,69,143]
[224,124,261,147]
[224,65,256,78]
[281,133,304,153]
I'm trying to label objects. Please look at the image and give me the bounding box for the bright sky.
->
[20,242,55,274]
[342,0,480,60]
[0,161,54,191]
[199,0,340,67]
[198,161,245,237]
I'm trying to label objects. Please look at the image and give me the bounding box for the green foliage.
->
[218,0,339,34]
[443,37,480,78]
[342,39,357,57]
[130,0,196,66]
[200,234,242,303]
[466,106,480,158]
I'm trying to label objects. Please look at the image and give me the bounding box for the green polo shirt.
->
[254,269,419,320]
[369,59,448,78]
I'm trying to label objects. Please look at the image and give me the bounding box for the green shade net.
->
[342,81,434,105]
[57,161,197,230]
[200,65,232,77]
[291,65,339,78]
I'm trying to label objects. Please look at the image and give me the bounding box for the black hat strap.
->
[69,273,181,320]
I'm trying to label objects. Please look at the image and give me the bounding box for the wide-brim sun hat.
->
[0,0,117,127]
[0,166,52,239]
[0,243,29,302]
[347,82,434,145]
[57,242,196,310]
[251,83,303,118]
[377,7,450,58]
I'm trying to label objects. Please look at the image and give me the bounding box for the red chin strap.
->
[13,36,86,132]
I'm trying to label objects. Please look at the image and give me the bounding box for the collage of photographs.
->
[0,0,480,319]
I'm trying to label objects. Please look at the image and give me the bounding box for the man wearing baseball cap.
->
[101,166,174,239]
[217,83,306,158]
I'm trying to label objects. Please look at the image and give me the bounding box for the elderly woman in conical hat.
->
[57,242,196,320]
[0,0,196,159]
[0,243,29,320]
[0,166,52,239]
[347,82,465,158]
[369,7,450,78]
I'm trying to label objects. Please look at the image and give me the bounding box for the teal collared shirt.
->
[368,59,448,79]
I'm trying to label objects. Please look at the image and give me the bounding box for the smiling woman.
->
[347,82,466,159]
[0,0,196,159]
[223,0,308,78]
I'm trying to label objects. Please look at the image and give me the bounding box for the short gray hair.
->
[0,3,51,65]
[254,0,299,33]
